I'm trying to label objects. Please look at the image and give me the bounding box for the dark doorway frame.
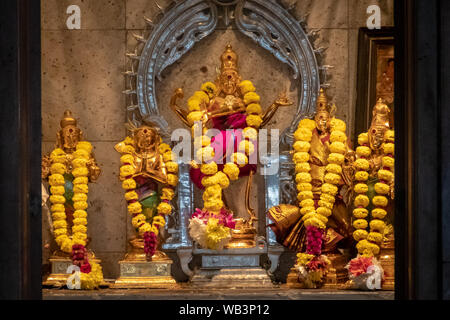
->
[0,0,42,299]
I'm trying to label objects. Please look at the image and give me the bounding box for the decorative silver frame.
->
[124,0,326,277]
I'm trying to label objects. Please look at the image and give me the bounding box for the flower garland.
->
[189,208,236,250]
[118,137,178,258]
[186,80,261,249]
[352,129,395,257]
[295,253,331,288]
[346,255,384,290]
[293,117,348,256]
[48,141,103,289]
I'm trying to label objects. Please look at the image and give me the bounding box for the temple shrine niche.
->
[40,0,395,294]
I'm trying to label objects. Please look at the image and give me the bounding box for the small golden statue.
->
[347,98,395,290]
[170,44,292,249]
[113,123,179,288]
[267,89,355,288]
[42,110,103,288]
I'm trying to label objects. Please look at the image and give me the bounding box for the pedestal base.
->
[190,268,275,288]
[190,241,275,288]
[43,256,106,288]
[286,267,302,289]
[112,259,178,289]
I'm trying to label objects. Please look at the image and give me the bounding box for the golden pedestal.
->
[224,218,256,249]
[323,268,338,289]
[379,236,395,291]
[112,238,178,289]
[286,253,349,289]
[286,267,303,288]
[43,251,105,287]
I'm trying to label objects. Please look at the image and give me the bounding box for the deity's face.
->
[220,69,240,95]
[368,126,387,150]
[135,126,157,152]
[315,111,330,133]
[60,125,81,151]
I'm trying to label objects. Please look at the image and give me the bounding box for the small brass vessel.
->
[225,218,256,249]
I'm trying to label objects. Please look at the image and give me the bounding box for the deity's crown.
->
[221,44,238,72]
[60,110,77,128]
[316,88,330,114]
[371,98,390,129]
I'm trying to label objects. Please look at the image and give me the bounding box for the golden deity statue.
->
[42,110,103,287]
[348,98,395,290]
[115,124,171,261]
[170,44,292,248]
[42,110,101,239]
[267,89,355,287]
[113,123,179,288]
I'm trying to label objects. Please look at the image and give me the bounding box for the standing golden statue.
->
[42,110,103,289]
[347,98,395,290]
[170,44,292,249]
[113,123,179,288]
[267,89,355,288]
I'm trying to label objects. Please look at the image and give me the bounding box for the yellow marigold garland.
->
[48,141,103,289]
[293,118,347,231]
[118,137,178,257]
[352,130,395,257]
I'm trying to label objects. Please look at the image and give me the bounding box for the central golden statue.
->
[170,44,292,249]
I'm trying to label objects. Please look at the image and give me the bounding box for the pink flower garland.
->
[72,244,91,273]
[191,208,236,229]
[143,231,157,258]
[348,256,374,277]
[306,226,324,256]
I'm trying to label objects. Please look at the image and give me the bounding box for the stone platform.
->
[43,285,394,300]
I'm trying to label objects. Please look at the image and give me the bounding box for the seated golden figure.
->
[267,89,355,287]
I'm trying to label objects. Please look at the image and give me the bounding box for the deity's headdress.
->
[370,98,391,130]
[60,110,77,129]
[315,88,336,117]
[220,44,239,73]
[57,110,82,149]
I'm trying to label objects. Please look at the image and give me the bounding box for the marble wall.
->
[41,0,394,279]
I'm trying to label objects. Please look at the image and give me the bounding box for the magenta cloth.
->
[190,113,257,189]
